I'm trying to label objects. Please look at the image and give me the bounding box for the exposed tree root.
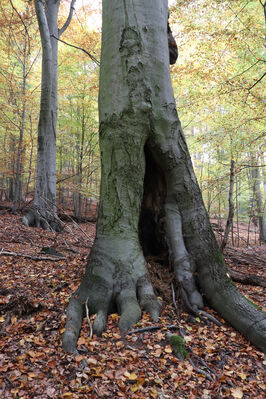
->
[197,310,223,327]
[63,237,162,353]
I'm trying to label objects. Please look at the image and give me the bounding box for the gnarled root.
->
[62,236,162,353]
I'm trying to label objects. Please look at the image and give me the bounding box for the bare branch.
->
[248,72,266,90]
[51,34,100,66]
[58,0,77,37]
[227,60,263,81]
[9,0,31,52]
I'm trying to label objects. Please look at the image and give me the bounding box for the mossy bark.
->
[63,0,266,354]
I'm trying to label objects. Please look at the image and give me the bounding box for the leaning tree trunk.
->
[23,0,76,230]
[63,0,266,354]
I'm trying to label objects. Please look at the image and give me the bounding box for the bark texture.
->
[63,0,266,354]
[23,0,76,230]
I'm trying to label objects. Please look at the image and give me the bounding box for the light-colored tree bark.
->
[12,19,29,212]
[251,164,266,244]
[63,0,266,354]
[23,0,76,229]
[221,160,235,251]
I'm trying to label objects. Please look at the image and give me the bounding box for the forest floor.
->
[0,209,265,399]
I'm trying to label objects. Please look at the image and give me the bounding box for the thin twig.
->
[57,207,93,242]
[188,358,214,381]
[171,282,180,320]
[248,72,266,90]
[127,324,180,335]
[85,298,93,339]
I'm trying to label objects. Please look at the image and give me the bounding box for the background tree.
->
[57,17,100,218]
[63,0,266,354]
[171,0,265,237]
[0,0,39,206]
[22,0,76,229]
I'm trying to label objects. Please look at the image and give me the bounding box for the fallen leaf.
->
[124,371,138,380]
[231,387,243,398]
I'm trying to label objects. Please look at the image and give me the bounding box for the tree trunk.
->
[23,0,76,230]
[63,0,266,354]
[251,165,266,244]
[221,160,235,252]
[13,42,27,213]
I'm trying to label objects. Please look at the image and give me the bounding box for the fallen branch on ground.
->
[0,248,66,261]
[228,268,266,287]
[127,325,180,335]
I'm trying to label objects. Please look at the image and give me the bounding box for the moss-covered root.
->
[167,333,188,360]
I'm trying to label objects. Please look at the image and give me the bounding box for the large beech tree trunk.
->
[63,0,266,354]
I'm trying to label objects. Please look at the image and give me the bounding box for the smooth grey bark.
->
[13,36,28,212]
[250,164,266,244]
[221,160,235,252]
[63,0,266,354]
[23,0,76,229]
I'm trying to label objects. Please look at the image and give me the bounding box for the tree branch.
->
[0,249,66,261]
[9,0,30,52]
[51,34,100,66]
[248,72,266,90]
[58,0,77,37]
[227,60,263,81]
[127,325,180,335]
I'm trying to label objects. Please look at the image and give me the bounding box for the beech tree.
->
[63,0,266,354]
[22,0,76,229]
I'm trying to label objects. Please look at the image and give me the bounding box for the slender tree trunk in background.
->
[207,160,211,213]
[7,136,16,202]
[73,109,85,219]
[24,116,34,201]
[221,160,235,252]
[63,0,266,354]
[251,165,266,244]
[13,50,27,212]
[231,219,235,247]
[236,177,240,247]
[23,0,76,229]
[199,154,204,191]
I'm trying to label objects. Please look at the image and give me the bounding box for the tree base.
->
[22,209,62,232]
[63,236,162,353]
